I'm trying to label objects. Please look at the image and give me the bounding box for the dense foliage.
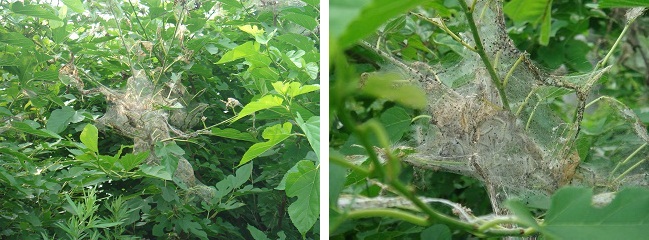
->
[330,0,649,239]
[0,0,319,239]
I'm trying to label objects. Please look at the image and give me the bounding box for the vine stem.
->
[458,0,510,111]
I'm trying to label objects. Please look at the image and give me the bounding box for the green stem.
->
[346,208,430,226]
[330,155,370,175]
[458,0,510,111]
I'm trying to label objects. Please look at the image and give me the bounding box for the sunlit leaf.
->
[216,41,260,64]
[61,0,84,13]
[11,2,61,21]
[229,95,284,123]
[211,128,258,142]
[0,32,35,48]
[239,123,292,166]
[80,124,99,153]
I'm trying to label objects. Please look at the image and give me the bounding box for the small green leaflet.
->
[238,123,292,166]
[80,124,99,153]
[211,127,258,142]
[285,160,319,237]
[295,114,320,161]
[229,95,283,123]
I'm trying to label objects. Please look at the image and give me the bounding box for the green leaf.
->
[539,2,552,46]
[272,81,320,98]
[281,12,318,31]
[216,41,260,64]
[239,123,292,166]
[247,224,271,240]
[119,151,149,172]
[229,95,284,123]
[61,0,85,13]
[46,106,76,134]
[380,107,410,144]
[334,0,423,48]
[211,127,258,142]
[503,0,551,25]
[12,121,62,139]
[80,124,99,153]
[0,32,36,48]
[154,142,184,176]
[599,0,649,8]
[541,187,649,239]
[285,160,319,237]
[295,114,320,160]
[214,162,253,200]
[139,165,172,180]
[505,199,541,228]
[11,2,61,21]
[421,224,452,240]
[361,72,427,109]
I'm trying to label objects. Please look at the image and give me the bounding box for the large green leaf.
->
[211,127,258,142]
[61,0,85,13]
[11,2,61,21]
[80,124,99,153]
[540,187,649,239]
[504,0,552,24]
[333,0,423,48]
[295,114,320,160]
[46,106,76,134]
[281,11,318,31]
[380,106,410,144]
[0,32,36,48]
[229,95,284,123]
[285,160,319,237]
[12,121,62,139]
[239,122,292,166]
[504,0,553,45]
